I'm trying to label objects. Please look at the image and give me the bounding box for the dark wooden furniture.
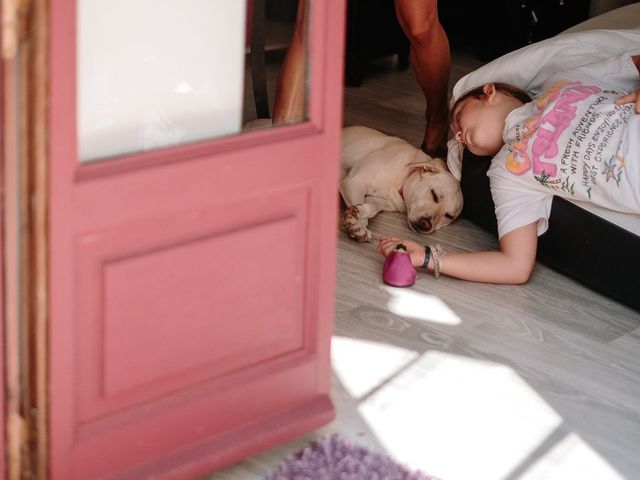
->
[247,0,271,118]
[345,0,410,87]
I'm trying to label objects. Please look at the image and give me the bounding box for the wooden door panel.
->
[74,360,327,479]
[51,141,339,479]
[75,186,310,424]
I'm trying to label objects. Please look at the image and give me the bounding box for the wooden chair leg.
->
[250,0,270,118]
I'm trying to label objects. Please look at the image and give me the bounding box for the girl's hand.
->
[377,236,426,268]
[615,89,640,113]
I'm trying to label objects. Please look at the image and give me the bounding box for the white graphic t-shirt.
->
[488,54,640,238]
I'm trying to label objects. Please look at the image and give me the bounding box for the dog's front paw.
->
[342,206,372,242]
[342,205,361,225]
[348,226,372,242]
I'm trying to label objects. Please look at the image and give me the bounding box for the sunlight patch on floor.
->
[521,433,624,480]
[330,344,622,480]
[331,336,419,399]
[384,287,461,325]
[356,350,561,479]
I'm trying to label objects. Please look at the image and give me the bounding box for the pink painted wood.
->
[0,26,5,480]
[48,1,344,478]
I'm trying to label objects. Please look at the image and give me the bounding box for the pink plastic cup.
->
[383,244,416,287]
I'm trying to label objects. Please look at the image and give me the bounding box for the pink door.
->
[0,32,5,480]
[49,1,344,478]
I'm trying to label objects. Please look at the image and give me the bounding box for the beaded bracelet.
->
[429,244,445,279]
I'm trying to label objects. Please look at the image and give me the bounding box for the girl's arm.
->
[377,221,538,284]
[614,54,640,113]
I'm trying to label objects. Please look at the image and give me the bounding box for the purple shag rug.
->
[266,435,436,480]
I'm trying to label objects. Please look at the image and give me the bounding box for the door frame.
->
[2,0,49,478]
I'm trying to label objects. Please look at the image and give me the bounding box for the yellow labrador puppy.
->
[340,126,463,242]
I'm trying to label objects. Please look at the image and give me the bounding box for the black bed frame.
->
[460,150,640,312]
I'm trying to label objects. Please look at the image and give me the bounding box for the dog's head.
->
[402,157,463,234]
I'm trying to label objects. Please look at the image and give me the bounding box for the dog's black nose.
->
[411,217,432,232]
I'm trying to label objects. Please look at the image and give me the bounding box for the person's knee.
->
[401,12,440,46]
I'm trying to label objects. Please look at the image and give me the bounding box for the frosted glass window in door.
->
[78,0,246,162]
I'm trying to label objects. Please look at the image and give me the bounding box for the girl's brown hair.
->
[451,82,532,116]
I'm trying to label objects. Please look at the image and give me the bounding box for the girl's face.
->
[451,84,521,157]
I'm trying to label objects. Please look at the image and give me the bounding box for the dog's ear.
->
[406,162,442,177]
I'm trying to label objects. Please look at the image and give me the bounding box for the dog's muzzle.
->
[410,216,433,233]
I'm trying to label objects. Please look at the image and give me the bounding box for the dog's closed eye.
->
[444,213,455,220]
[431,189,439,203]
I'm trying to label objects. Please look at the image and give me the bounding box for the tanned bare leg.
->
[272,0,306,124]
[394,0,451,157]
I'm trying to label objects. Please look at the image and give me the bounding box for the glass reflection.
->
[77,0,308,163]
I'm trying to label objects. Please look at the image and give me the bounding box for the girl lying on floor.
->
[378,53,640,284]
